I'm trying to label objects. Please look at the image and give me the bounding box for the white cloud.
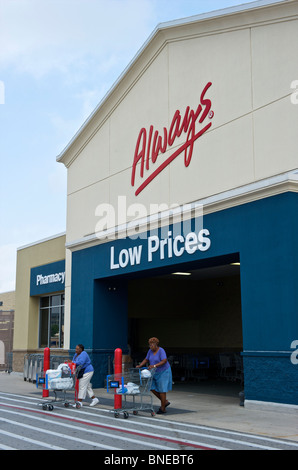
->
[0,0,155,79]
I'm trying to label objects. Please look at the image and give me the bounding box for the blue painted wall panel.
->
[70,193,298,399]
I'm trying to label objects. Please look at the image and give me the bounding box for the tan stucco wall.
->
[0,291,15,311]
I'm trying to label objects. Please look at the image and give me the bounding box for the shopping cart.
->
[106,367,156,419]
[36,363,80,410]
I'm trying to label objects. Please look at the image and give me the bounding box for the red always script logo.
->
[131,82,214,196]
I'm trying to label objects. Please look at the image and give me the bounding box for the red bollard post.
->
[114,348,122,410]
[42,347,50,398]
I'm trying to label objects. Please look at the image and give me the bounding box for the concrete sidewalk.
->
[0,371,297,442]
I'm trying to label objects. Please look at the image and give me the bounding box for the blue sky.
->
[0,0,260,293]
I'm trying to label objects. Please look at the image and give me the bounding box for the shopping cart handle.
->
[106,374,111,393]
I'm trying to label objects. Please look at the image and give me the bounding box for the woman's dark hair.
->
[77,344,84,351]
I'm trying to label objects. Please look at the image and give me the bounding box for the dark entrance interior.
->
[127,256,244,396]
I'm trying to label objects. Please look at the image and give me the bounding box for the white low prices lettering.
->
[110,229,211,270]
[110,245,143,269]
[148,229,211,261]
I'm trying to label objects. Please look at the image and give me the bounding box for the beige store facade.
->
[50,0,298,405]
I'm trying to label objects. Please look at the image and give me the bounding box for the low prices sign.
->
[131,82,214,196]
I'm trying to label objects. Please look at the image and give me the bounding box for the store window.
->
[39,294,64,348]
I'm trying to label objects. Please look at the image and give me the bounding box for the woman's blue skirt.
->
[151,367,172,393]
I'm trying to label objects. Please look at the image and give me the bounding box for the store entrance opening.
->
[127,255,243,399]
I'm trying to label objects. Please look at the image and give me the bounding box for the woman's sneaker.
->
[90,397,99,407]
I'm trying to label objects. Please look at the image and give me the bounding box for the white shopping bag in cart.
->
[48,377,73,390]
[140,369,151,378]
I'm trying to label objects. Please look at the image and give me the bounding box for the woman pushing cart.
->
[72,344,99,408]
[136,337,172,414]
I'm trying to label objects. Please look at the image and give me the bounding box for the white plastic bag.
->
[46,369,62,381]
[126,382,140,394]
[57,363,71,377]
[116,382,140,394]
[141,369,151,378]
[48,377,73,390]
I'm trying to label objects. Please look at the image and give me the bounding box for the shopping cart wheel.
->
[114,412,120,418]
[64,402,69,408]
[42,404,47,410]
[47,405,54,411]
[151,411,156,416]
[75,402,81,409]
[133,411,138,415]
[123,412,129,419]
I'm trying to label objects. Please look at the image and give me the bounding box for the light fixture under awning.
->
[172,272,191,276]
